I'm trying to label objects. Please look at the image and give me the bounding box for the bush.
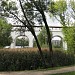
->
[52,50,75,66]
[0,48,74,71]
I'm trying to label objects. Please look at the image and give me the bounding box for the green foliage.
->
[52,40,62,49]
[34,27,52,47]
[70,0,75,21]
[16,38,29,47]
[0,49,74,71]
[70,0,75,10]
[0,0,17,17]
[49,0,67,15]
[38,27,48,47]
[63,26,75,53]
[0,18,12,48]
[49,0,67,26]
[1,0,17,10]
[1,1,8,7]
[49,0,75,53]
[50,71,75,75]
[33,41,37,47]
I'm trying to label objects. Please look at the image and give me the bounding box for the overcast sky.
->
[7,0,61,26]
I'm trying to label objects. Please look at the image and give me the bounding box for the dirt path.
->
[0,66,75,75]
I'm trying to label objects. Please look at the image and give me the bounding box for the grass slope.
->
[50,71,75,75]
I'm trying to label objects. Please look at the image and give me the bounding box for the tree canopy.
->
[0,0,52,66]
[0,18,12,48]
[49,0,75,53]
[37,27,52,47]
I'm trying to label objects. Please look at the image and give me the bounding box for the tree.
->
[70,0,75,20]
[70,0,75,53]
[0,18,12,48]
[30,0,53,67]
[49,0,67,26]
[33,27,48,47]
[0,0,46,67]
[49,0,75,53]
[63,26,75,53]
[0,0,54,67]
[38,27,48,47]
[37,27,52,47]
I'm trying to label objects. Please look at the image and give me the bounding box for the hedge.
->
[0,48,74,71]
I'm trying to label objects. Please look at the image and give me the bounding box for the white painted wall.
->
[10,27,67,50]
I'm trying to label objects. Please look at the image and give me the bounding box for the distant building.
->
[10,26,67,50]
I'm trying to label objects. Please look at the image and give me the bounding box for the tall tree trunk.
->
[32,0,53,67]
[41,12,53,67]
[18,0,46,67]
[31,31,47,68]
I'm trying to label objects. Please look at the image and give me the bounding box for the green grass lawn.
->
[37,65,75,71]
[50,71,75,75]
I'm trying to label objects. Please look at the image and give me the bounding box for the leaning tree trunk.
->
[32,0,53,67]
[31,31,47,68]
[18,0,46,67]
[41,12,53,67]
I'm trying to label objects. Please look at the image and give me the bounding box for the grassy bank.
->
[50,71,75,75]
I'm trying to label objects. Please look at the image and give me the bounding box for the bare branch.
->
[9,11,24,24]
[18,0,34,32]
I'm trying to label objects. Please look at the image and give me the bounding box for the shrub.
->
[0,48,74,71]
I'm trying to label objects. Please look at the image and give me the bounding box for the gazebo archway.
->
[15,35,29,48]
[52,35,63,48]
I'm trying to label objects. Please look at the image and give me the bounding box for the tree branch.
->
[31,0,42,14]
[8,11,34,32]
[54,15,64,25]
[19,0,35,32]
[9,11,24,25]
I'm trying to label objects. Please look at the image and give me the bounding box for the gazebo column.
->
[10,31,18,48]
[63,41,67,50]
[28,36,34,47]
[10,39,16,48]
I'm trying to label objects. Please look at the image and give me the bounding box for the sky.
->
[45,12,61,26]
[7,13,61,26]
[7,0,61,26]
